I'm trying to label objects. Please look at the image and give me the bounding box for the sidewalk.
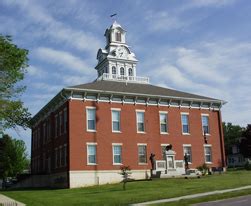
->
[0,194,26,206]
[131,185,251,205]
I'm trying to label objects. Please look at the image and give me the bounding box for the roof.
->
[67,80,220,102]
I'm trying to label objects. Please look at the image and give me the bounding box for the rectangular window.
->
[64,108,67,133]
[59,112,63,136]
[113,145,122,164]
[183,145,192,163]
[55,115,58,138]
[115,32,121,42]
[160,112,168,133]
[138,145,147,164]
[202,115,210,134]
[161,145,167,160]
[87,144,97,164]
[204,145,212,163]
[87,108,96,131]
[112,110,121,132]
[181,113,189,134]
[137,111,145,132]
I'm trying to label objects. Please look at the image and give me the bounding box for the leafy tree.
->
[0,134,29,181]
[0,35,31,132]
[223,122,244,155]
[120,165,131,190]
[239,125,251,158]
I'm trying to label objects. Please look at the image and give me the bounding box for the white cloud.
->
[27,65,47,77]
[1,0,102,54]
[34,47,92,74]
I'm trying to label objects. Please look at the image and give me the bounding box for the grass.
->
[0,170,251,206]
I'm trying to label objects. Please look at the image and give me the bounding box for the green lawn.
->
[1,170,251,206]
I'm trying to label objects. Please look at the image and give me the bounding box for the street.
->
[193,195,251,206]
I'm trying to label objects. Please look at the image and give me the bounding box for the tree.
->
[0,35,31,132]
[120,165,131,190]
[239,124,251,158]
[222,122,244,155]
[0,134,29,181]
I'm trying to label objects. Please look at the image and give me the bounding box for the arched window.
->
[128,68,133,76]
[120,67,125,76]
[115,32,121,42]
[112,66,117,75]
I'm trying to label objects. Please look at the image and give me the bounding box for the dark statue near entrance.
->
[184,153,189,171]
[165,144,172,151]
[149,153,156,170]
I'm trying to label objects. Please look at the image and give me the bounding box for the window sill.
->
[138,163,148,165]
[204,133,211,136]
[205,162,212,164]
[112,131,122,133]
[182,133,190,135]
[160,132,169,135]
[137,131,146,134]
[87,163,98,166]
[113,163,123,165]
[87,130,96,133]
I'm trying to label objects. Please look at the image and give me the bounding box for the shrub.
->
[197,163,209,175]
[244,160,251,170]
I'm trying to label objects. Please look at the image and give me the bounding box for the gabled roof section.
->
[67,80,221,102]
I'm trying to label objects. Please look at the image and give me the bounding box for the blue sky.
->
[1,0,251,155]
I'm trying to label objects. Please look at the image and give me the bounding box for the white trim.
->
[180,112,189,115]
[161,143,170,146]
[181,113,190,135]
[136,110,145,133]
[87,144,97,165]
[201,113,209,116]
[201,114,210,135]
[110,108,121,111]
[112,143,123,145]
[86,106,96,109]
[112,144,122,165]
[86,107,96,132]
[86,142,98,145]
[159,111,168,114]
[137,143,147,146]
[111,110,121,133]
[183,144,192,146]
[135,109,145,112]
[204,144,212,164]
[182,133,190,135]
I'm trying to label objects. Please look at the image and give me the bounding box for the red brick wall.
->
[68,100,225,171]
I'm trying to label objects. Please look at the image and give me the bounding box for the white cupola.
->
[95,21,149,84]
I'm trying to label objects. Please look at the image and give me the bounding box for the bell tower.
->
[95,21,148,84]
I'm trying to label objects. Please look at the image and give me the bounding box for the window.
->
[113,145,122,164]
[112,66,117,75]
[87,108,96,131]
[160,112,168,133]
[181,113,189,134]
[202,115,210,134]
[120,67,125,76]
[137,111,145,132]
[204,145,212,163]
[115,32,121,42]
[87,144,97,164]
[55,114,58,137]
[64,108,67,133]
[138,145,147,164]
[112,110,121,132]
[59,112,63,135]
[161,145,168,160]
[128,68,133,76]
[55,148,58,168]
[183,145,192,163]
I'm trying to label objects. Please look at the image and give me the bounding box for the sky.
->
[1,0,251,155]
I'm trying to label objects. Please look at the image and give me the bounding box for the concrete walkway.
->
[0,194,26,206]
[131,185,251,205]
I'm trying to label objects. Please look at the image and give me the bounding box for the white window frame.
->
[204,144,212,164]
[137,143,147,164]
[181,112,190,135]
[201,114,210,135]
[161,144,169,160]
[87,143,97,165]
[136,110,145,133]
[159,111,168,134]
[183,144,192,164]
[112,143,122,165]
[111,108,121,133]
[86,107,96,132]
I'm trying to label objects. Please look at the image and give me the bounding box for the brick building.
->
[31,21,226,188]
